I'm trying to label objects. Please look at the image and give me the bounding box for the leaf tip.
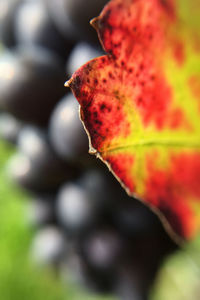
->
[90,16,100,31]
[64,78,72,88]
[89,148,97,155]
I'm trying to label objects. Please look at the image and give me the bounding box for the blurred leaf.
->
[151,236,200,300]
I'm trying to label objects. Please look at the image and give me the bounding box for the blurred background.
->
[0,0,200,299]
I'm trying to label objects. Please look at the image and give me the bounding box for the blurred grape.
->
[31,226,66,266]
[26,194,56,227]
[82,229,122,271]
[14,0,74,60]
[43,0,109,45]
[0,47,66,126]
[49,94,89,162]
[0,0,21,48]
[7,126,78,192]
[58,0,109,44]
[0,112,23,144]
[67,42,102,75]
[57,182,97,234]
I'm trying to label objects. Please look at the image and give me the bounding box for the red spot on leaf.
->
[169,108,192,130]
[159,0,176,20]
[173,41,185,66]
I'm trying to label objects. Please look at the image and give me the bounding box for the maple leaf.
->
[66,0,200,242]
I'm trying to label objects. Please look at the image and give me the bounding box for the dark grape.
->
[0,0,21,48]
[14,0,74,60]
[60,253,91,290]
[75,227,123,293]
[60,252,113,294]
[31,226,66,266]
[42,0,79,42]
[77,168,117,213]
[114,265,147,300]
[56,167,119,235]
[82,228,122,271]
[7,126,78,192]
[26,194,56,227]
[0,47,66,126]
[66,42,102,76]
[18,126,54,163]
[113,197,160,237]
[48,0,108,45]
[56,182,97,234]
[0,113,23,144]
[49,94,89,162]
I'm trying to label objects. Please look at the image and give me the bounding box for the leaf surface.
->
[67,0,200,241]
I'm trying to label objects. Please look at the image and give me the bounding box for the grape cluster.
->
[0,0,177,299]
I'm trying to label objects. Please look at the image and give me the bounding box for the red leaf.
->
[67,0,200,242]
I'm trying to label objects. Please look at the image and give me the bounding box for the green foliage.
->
[151,237,200,300]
